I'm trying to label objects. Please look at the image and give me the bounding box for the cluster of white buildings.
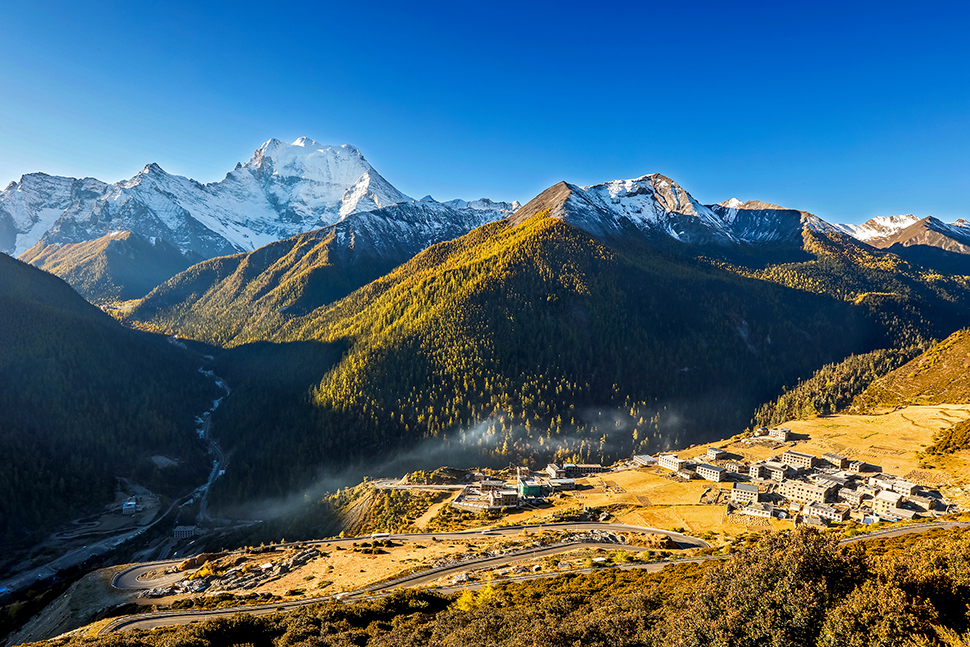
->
[647,444,943,526]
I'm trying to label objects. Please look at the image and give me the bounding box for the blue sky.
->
[1,0,967,224]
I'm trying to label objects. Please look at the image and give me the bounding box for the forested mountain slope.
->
[716,228,970,345]
[206,211,886,507]
[124,200,515,346]
[19,230,193,303]
[0,253,219,552]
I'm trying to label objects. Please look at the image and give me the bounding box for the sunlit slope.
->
[0,253,217,549]
[852,329,970,410]
[19,230,192,303]
[291,213,876,441]
[124,198,515,346]
[207,212,883,506]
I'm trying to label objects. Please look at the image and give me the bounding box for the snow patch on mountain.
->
[534,174,825,246]
[834,214,921,242]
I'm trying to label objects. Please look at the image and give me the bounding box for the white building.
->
[740,503,777,518]
[731,483,760,504]
[803,502,849,522]
[659,454,688,472]
[872,490,904,516]
[696,463,726,482]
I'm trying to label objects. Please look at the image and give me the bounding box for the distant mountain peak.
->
[511,175,831,247]
[835,214,921,242]
[291,136,321,148]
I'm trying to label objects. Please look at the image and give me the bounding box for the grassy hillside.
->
[19,231,192,303]
[207,213,887,507]
[853,329,970,410]
[751,345,928,427]
[0,253,219,552]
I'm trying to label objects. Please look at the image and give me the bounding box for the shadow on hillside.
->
[886,243,970,275]
[212,339,350,391]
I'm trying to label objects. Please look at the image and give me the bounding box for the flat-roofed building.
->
[803,502,850,522]
[561,464,606,477]
[480,479,506,492]
[768,427,790,441]
[546,464,566,479]
[778,479,833,504]
[659,454,688,472]
[750,462,767,479]
[839,486,876,506]
[489,490,519,507]
[823,453,849,469]
[696,463,726,482]
[563,463,609,478]
[764,461,789,482]
[812,475,847,492]
[741,503,776,518]
[726,461,744,473]
[678,469,698,480]
[888,507,919,521]
[517,478,541,498]
[633,455,657,468]
[904,494,935,512]
[706,448,726,461]
[872,490,903,516]
[731,482,760,504]
[548,478,575,491]
[890,480,918,496]
[869,475,897,491]
[781,450,817,470]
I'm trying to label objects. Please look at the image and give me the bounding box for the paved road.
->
[111,522,708,593]
[101,521,969,634]
[112,560,187,590]
[839,521,970,544]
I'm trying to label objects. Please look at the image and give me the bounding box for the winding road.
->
[98,521,970,635]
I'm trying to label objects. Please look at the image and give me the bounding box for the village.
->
[424,418,957,530]
[641,426,950,526]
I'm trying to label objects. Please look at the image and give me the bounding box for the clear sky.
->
[1,0,967,224]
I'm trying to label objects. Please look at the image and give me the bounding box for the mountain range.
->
[4,135,970,537]
[5,137,970,307]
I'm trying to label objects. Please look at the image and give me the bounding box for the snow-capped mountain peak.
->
[718,198,744,209]
[511,174,832,246]
[0,138,516,261]
[292,136,320,148]
[834,214,921,242]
